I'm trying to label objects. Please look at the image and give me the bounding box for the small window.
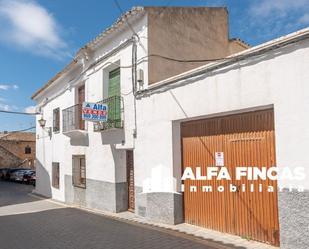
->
[25,145,31,154]
[53,108,60,132]
[52,162,60,189]
[72,155,86,188]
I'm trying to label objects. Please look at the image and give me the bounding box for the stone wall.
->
[135,186,183,225]
[65,175,128,213]
[278,190,309,249]
[0,145,21,168]
[0,140,35,168]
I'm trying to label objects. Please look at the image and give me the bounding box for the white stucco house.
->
[32,6,309,249]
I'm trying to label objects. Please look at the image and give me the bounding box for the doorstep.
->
[29,193,278,249]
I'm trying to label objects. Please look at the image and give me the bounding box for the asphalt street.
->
[0,180,238,249]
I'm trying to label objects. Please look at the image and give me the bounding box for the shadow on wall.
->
[34,159,52,198]
[110,144,128,212]
[101,129,125,145]
[70,134,89,146]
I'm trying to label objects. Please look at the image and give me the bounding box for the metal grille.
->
[53,108,60,132]
[62,104,84,132]
[94,95,124,131]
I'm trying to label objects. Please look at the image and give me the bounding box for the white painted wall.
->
[34,14,148,201]
[34,13,309,205]
[134,39,309,192]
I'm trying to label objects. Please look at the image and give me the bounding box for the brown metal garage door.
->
[181,109,280,246]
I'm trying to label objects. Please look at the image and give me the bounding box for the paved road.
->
[0,180,36,207]
[0,180,236,249]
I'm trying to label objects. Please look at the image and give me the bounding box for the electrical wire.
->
[0,110,38,115]
[87,53,230,74]
[0,126,36,140]
[10,126,36,133]
[36,40,236,108]
[114,0,140,40]
[147,54,229,63]
[36,51,234,108]
[42,52,232,105]
[96,53,231,70]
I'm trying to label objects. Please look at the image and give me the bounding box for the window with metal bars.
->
[53,108,60,132]
[72,155,86,188]
[52,162,60,189]
[25,145,31,154]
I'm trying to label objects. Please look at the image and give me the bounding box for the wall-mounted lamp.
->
[38,117,46,127]
[38,116,52,138]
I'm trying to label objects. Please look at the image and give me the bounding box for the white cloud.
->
[0,84,18,90]
[0,85,10,90]
[0,103,11,111]
[24,105,36,114]
[299,14,309,25]
[0,103,19,111]
[241,0,309,44]
[250,0,309,18]
[0,0,68,59]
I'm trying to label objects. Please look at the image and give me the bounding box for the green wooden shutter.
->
[108,68,121,128]
[108,68,120,97]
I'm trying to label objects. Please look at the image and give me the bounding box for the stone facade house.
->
[0,132,36,169]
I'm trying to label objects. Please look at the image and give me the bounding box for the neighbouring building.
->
[0,132,36,169]
[31,6,309,249]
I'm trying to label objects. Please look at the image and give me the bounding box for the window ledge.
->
[73,185,86,189]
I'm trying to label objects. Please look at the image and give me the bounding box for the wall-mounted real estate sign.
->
[82,102,108,122]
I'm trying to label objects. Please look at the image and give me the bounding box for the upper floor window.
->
[53,108,60,132]
[25,145,31,154]
[77,85,85,130]
[108,68,122,128]
[108,68,120,97]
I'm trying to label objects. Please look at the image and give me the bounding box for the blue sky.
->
[0,0,308,131]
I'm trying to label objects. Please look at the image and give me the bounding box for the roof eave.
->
[31,6,145,101]
[31,59,78,100]
[140,27,309,93]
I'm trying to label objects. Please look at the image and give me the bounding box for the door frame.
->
[77,84,85,130]
[180,107,280,246]
[126,150,135,212]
